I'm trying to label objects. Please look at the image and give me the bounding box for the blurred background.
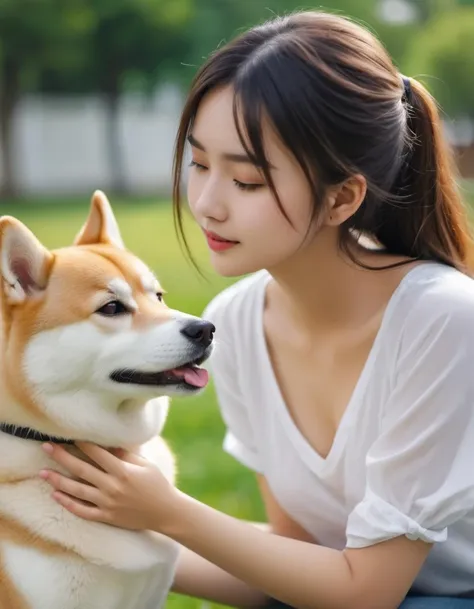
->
[1,1,473,608]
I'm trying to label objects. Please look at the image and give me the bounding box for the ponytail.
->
[374,77,474,274]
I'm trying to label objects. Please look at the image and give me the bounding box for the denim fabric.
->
[399,598,474,608]
[265,596,474,609]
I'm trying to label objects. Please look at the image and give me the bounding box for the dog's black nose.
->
[180,320,215,348]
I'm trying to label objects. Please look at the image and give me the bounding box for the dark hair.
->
[172,10,474,273]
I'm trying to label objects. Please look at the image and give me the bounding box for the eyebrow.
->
[107,279,138,310]
[187,133,274,169]
[142,274,165,294]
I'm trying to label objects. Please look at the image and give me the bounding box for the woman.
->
[39,10,474,609]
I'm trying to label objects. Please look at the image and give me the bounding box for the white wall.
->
[1,84,184,197]
[1,83,471,198]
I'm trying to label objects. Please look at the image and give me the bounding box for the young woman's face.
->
[187,85,318,277]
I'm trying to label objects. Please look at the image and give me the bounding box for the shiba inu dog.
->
[0,191,214,609]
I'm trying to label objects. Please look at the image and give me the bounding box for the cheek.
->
[187,172,204,216]
[93,314,133,333]
[278,181,315,233]
[263,159,315,233]
[245,194,310,244]
[23,321,106,392]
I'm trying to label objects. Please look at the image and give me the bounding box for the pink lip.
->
[203,230,239,253]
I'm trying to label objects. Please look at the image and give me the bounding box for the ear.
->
[325,175,367,227]
[0,217,54,304]
[74,190,125,249]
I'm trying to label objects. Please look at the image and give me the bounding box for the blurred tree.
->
[0,0,89,197]
[404,6,474,118]
[82,0,192,193]
[37,0,193,194]
[179,0,379,85]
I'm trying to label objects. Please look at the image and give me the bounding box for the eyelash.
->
[189,160,264,192]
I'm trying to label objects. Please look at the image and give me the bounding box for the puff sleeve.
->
[346,288,474,548]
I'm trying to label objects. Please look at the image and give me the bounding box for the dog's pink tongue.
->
[174,367,209,388]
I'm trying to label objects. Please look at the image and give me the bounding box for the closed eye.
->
[233,180,265,192]
[190,159,264,192]
[189,160,207,171]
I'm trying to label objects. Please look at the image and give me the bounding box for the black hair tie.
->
[401,74,411,102]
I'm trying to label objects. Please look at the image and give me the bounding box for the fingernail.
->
[39,470,48,479]
[42,443,53,454]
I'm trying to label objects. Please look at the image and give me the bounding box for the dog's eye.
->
[156,292,164,302]
[96,301,129,316]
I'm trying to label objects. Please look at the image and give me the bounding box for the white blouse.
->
[203,262,474,597]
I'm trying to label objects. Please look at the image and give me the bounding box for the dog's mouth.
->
[109,354,209,390]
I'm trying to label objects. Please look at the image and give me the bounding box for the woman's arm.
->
[172,545,266,608]
[163,491,431,609]
[172,475,317,607]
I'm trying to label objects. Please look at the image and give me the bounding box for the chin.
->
[209,254,264,278]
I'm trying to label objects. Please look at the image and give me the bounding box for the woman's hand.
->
[39,442,181,532]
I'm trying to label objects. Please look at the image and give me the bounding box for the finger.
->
[112,448,147,466]
[74,442,130,476]
[76,442,146,472]
[42,443,109,488]
[51,490,109,523]
[39,469,103,507]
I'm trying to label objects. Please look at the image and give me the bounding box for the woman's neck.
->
[266,230,413,333]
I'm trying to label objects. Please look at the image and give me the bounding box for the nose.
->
[189,174,228,223]
[180,320,215,348]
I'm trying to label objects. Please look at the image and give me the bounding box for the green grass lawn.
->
[0,195,265,609]
[1,186,473,609]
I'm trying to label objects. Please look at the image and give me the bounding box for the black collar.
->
[0,423,74,445]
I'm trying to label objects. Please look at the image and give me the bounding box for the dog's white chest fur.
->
[3,541,176,609]
[0,435,180,609]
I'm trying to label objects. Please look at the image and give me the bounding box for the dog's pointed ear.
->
[74,190,125,249]
[0,217,54,303]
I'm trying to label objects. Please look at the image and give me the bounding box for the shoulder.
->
[379,263,474,420]
[202,270,269,334]
[391,263,474,346]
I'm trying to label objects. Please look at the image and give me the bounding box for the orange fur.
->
[0,514,73,558]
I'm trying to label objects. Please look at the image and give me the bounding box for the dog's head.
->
[0,191,214,446]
